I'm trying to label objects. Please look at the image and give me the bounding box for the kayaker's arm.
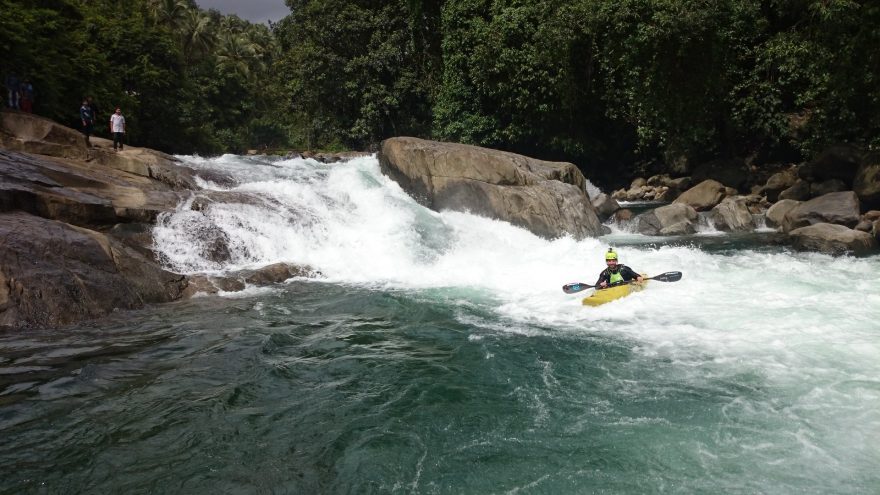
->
[621,266,643,284]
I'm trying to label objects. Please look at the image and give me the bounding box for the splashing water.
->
[1,153,877,493]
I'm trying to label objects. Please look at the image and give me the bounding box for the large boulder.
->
[854,151,880,209]
[781,191,861,233]
[788,223,877,255]
[765,199,800,229]
[673,179,728,211]
[379,137,602,239]
[710,196,755,232]
[0,109,88,160]
[0,149,185,227]
[636,203,699,236]
[647,174,691,201]
[779,179,811,201]
[762,168,798,202]
[591,192,620,222]
[0,212,186,328]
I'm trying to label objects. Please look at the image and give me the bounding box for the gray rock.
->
[0,109,88,159]
[779,179,811,201]
[0,149,186,227]
[673,179,727,211]
[591,193,620,222]
[710,196,755,232]
[244,262,318,285]
[0,212,186,328]
[763,169,797,202]
[788,223,877,255]
[379,137,602,239]
[781,191,861,233]
[766,199,801,229]
[636,203,698,236]
[854,151,880,209]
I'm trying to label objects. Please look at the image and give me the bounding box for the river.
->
[1,154,878,493]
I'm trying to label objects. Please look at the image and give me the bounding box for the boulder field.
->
[610,146,880,255]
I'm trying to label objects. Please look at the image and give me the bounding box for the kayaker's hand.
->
[599,281,608,288]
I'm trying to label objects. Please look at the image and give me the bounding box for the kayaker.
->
[595,249,643,288]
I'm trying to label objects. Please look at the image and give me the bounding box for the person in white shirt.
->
[109,107,126,151]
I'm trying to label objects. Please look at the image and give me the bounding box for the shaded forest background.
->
[2,0,878,186]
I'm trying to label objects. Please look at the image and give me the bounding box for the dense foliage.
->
[1,0,283,154]
[3,0,879,179]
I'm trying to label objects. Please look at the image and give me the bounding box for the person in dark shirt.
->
[80,99,94,146]
[87,96,99,132]
[595,248,643,288]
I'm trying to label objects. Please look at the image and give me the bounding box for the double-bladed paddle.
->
[562,271,683,294]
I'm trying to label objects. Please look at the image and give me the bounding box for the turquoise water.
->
[1,155,878,493]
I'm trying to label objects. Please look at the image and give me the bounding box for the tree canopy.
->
[2,0,878,182]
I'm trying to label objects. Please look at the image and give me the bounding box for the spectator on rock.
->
[5,73,19,109]
[109,107,126,151]
[19,79,33,113]
[87,96,100,133]
[80,99,94,147]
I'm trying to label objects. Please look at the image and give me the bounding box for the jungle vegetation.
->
[2,0,878,181]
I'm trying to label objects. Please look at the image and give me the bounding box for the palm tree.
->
[181,9,216,62]
[147,0,189,31]
[215,32,258,79]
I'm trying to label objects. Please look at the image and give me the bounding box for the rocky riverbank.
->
[2,110,878,329]
[594,147,880,255]
[0,110,315,329]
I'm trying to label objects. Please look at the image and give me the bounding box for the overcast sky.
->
[195,0,290,25]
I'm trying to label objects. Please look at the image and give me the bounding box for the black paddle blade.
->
[650,271,682,282]
[562,282,593,294]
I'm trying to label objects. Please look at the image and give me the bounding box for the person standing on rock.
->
[79,99,94,146]
[109,107,125,151]
[595,248,643,288]
[5,73,19,109]
[19,79,33,113]
[86,96,100,134]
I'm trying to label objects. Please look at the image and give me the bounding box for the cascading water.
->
[1,153,878,494]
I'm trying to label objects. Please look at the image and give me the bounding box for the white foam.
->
[155,155,880,410]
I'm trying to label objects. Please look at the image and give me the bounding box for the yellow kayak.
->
[582,280,648,306]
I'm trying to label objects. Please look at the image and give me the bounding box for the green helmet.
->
[605,248,618,261]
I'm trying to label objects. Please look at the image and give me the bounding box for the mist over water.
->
[2,154,878,493]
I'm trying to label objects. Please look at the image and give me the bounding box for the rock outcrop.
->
[781,191,861,233]
[789,223,877,255]
[635,203,699,236]
[379,137,602,239]
[854,151,880,209]
[710,196,755,232]
[673,179,730,211]
[0,110,88,159]
[0,213,186,327]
